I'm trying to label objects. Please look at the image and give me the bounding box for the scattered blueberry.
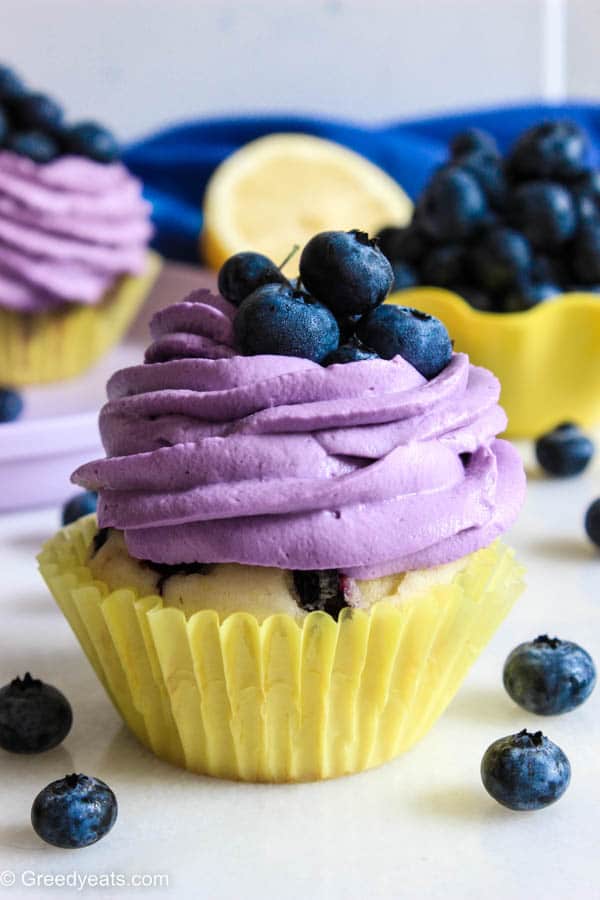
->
[468,227,532,295]
[7,130,59,163]
[0,65,26,101]
[292,570,356,620]
[357,305,452,379]
[0,673,72,754]
[65,121,120,163]
[503,636,596,715]
[584,497,600,548]
[234,283,339,363]
[535,422,594,477]
[508,120,587,180]
[218,251,288,306]
[450,128,500,160]
[510,181,577,250]
[0,387,23,422]
[571,222,600,284]
[62,491,98,526]
[299,230,393,317]
[391,260,418,291]
[376,224,429,265]
[416,167,488,241]
[420,243,464,288]
[481,729,571,811]
[14,92,63,130]
[31,774,117,849]
[324,338,379,365]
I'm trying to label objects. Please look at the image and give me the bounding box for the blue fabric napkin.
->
[123,104,600,263]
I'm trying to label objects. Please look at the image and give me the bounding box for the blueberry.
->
[535,422,594,477]
[62,491,98,526]
[391,260,418,291]
[420,243,464,287]
[218,251,288,306]
[324,337,379,365]
[0,65,26,101]
[456,150,507,209]
[234,283,339,362]
[65,121,120,163]
[292,570,356,620]
[508,120,587,180]
[450,127,500,160]
[467,227,532,294]
[481,730,571,811]
[504,635,596,716]
[571,222,600,284]
[299,230,393,317]
[510,181,577,250]
[357,305,452,379]
[0,387,23,422]
[584,497,600,547]
[416,167,488,241]
[503,282,560,312]
[14,92,63,131]
[31,774,117,849]
[0,674,72,754]
[376,224,429,265]
[7,130,59,163]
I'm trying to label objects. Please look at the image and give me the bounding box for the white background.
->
[0,0,597,141]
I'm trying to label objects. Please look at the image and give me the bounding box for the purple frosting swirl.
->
[72,289,525,577]
[0,151,152,312]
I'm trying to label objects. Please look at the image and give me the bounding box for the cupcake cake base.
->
[39,515,524,783]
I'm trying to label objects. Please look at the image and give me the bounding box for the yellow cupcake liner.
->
[389,287,600,438]
[0,251,161,386]
[38,516,524,782]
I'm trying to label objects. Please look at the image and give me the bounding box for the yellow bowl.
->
[388,287,600,438]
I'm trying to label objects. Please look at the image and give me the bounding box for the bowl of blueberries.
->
[378,120,600,438]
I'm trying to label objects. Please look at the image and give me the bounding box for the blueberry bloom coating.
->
[481,730,571,811]
[357,304,452,379]
[503,635,596,715]
[234,283,340,363]
[299,230,393,316]
[31,774,117,849]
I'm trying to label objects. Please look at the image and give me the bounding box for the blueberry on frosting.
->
[234,282,339,362]
[357,305,452,379]
[218,251,289,307]
[299,229,393,317]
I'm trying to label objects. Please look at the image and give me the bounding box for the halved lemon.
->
[201,133,412,276]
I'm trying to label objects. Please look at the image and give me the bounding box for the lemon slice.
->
[201,132,412,275]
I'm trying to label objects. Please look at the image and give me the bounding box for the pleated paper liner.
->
[0,251,161,386]
[38,516,524,783]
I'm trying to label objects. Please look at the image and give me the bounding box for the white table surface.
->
[0,443,598,900]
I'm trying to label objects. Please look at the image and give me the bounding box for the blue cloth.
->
[123,104,600,263]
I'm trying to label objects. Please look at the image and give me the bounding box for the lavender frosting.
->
[0,151,152,312]
[72,289,525,577]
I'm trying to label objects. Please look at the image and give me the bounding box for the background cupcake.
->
[0,64,159,386]
[40,234,526,782]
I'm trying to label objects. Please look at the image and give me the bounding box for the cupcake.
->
[39,232,526,782]
[0,64,159,386]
